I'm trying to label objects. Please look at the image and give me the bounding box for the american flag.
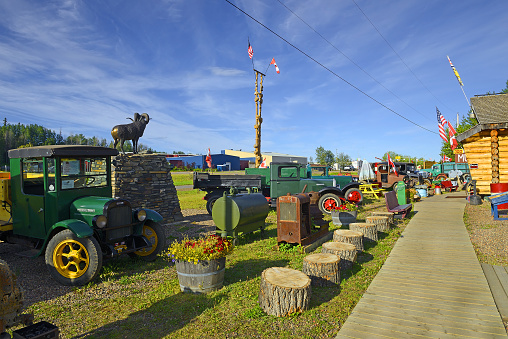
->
[436,107,448,143]
[248,43,253,59]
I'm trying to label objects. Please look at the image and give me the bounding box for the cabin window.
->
[60,157,108,190]
[22,158,44,195]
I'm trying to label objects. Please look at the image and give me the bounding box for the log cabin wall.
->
[462,128,508,194]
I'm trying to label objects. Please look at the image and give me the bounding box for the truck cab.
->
[373,161,422,189]
[1,145,166,286]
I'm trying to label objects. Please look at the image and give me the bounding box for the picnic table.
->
[359,183,387,199]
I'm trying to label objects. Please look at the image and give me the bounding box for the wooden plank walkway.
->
[337,193,507,338]
[482,263,508,322]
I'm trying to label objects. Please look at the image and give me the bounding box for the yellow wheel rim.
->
[53,240,90,279]
[135,224,158,256]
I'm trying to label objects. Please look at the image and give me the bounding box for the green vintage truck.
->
[0,145,166,286]
[193,162,362,215]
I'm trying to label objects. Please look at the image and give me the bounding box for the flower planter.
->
[331,210,358,227]
[175,257,226,293]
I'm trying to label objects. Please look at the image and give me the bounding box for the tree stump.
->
[302,253,340,286]
[259,267,311,317]
[366,215,390,232]
[322,242,357,271]
[333,229,364,252]
[370,211,394,225]
[350,222,378,243]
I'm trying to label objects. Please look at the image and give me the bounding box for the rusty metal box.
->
[277,193,311,244]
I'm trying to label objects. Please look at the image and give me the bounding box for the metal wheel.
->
[345,188,363,204]
[435,173,447,181]
[423,179,432,187]
[132,221,166,261]
[206,194,221,215]
[318,193,343,215]
[45,229,102,286]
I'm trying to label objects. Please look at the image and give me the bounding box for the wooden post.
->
[333,229,364,252]
[366,216,390,232]
[350,222,378,243]
[322,242,357,271]
[259,267,311,316]
[302,253,340,286]
[491,129,500,184]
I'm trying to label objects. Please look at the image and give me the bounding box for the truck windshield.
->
[60,157,108,190]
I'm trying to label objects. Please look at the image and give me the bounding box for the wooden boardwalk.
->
[337,193,507,338]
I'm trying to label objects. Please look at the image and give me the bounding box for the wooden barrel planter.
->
[369,211,394,225]
[333,229,364,252]
[366,215,390,232]
[350,222,378,243]
[175,257,226,293]
[259,267,311,316]
[322,242,357,271]
[302,253,340,287]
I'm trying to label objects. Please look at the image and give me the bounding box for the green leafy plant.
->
[166,234,234,264]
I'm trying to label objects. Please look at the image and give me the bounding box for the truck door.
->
[270,164,301,199]
[14,158,46,239]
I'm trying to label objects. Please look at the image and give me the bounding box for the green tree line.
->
[0,119,155,167]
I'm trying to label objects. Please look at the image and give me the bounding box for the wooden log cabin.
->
[456,93,508,195]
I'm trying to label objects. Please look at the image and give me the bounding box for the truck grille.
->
[106,203,133,241]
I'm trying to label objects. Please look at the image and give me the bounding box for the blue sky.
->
[1,0,507,163]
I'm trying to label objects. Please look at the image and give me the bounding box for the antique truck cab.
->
[0,145,166,286]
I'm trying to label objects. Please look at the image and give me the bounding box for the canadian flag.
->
[205,148,212,169]
[270,58,280,74]
[387,153,398,176]
[448,121,458,150]
[259,158,268,168]
[442,154,452,162]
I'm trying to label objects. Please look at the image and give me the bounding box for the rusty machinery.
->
[276,193,329,246]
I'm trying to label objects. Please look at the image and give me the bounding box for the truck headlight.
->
[93,215,107,228]
[136,209,147,221]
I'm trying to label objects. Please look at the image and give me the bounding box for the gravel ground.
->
[464,201,508,266]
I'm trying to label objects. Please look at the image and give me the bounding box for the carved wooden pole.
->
[491,130,499,184]
[254,70,265,168]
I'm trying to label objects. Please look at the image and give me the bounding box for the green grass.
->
[17,190,411,338]
[177,190,207,210]
[171,172,193,186]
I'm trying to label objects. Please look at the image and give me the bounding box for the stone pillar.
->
[111,153,183,223]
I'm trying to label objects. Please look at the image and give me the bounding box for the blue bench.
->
[490,191,508,220]
[384,191,412,219]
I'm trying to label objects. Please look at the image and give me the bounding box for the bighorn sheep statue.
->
[111,112,149,154]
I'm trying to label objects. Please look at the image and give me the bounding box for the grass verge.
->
[17,192,410,338]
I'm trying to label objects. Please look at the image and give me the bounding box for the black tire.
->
[206,194,221,215]
[391,181,399,191]
[345,188,363,204]
[318,193,342,215]
[131,221,166,261]
[45,229,102,286]
[435,173,447,181]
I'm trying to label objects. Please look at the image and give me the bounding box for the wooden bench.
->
[490,191,508,221]
[384,191,412,219]
[359,183,386,199]
[440,180,458,192]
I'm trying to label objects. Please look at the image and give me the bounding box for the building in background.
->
[223,150,307,167]
[167,152,240,170]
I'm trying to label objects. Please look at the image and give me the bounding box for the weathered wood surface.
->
[322,242,356,271]
[259,267,311,317]
[366,215,390,232]
[349,222,378,243]
[336,193,507,338]
[302,253,340,287]
[370,211,394,225]
[481,263,508,321]
[333,230,364,252]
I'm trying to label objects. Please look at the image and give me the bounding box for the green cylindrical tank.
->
[395,181,407,205]
[212,191,269,237]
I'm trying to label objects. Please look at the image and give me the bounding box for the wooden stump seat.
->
[322,242,357,271]
[333,229,364,252]
[369,211,394,225]
[366,215,390,232]
[259,267,311,316]
[302,253,340,286]
[349,222,378,243]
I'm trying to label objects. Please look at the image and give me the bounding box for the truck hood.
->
[70,196,114,221]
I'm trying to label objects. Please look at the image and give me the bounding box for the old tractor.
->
[0,145,166,286]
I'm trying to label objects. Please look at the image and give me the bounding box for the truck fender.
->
[143,209,163,222]
[341,182,360,194]
[318,187,345,198]
[34,219,94,257]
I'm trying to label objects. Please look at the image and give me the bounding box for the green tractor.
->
[0,145,166,286]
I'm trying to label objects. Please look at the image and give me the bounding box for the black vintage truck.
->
[193,162,362,215]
